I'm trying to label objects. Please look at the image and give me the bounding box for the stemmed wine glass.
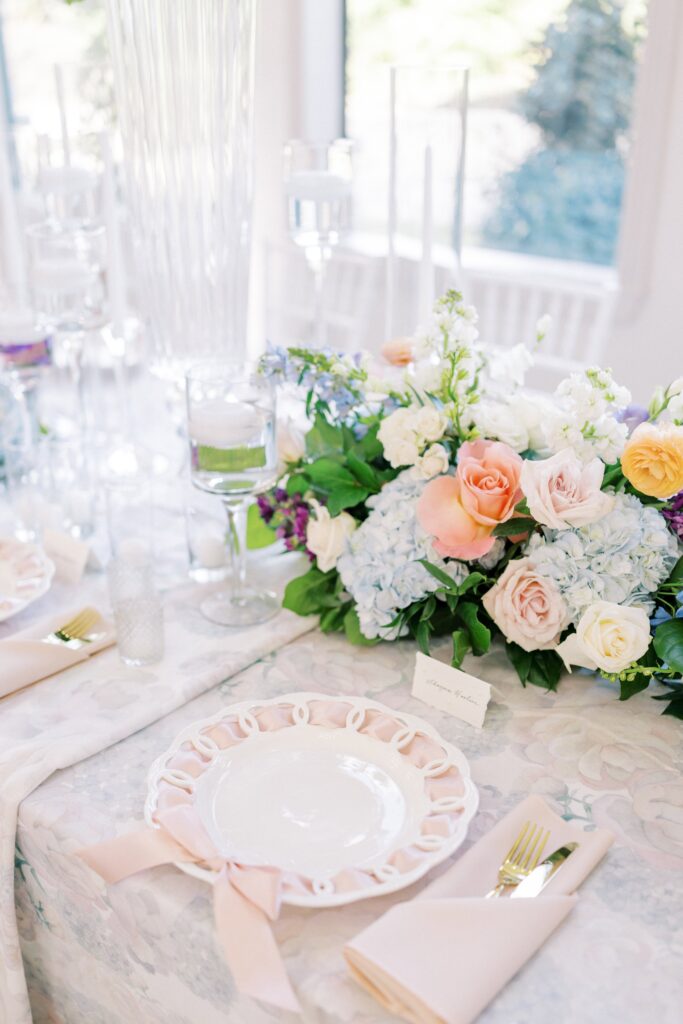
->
[186,360,279,627]
[283,139,353,348]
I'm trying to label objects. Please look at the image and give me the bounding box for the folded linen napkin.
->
[0,606,115,698]
[345,794,614,1024]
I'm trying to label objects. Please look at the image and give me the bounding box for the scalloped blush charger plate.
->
[145,693,478,907]
[0,536,55,622]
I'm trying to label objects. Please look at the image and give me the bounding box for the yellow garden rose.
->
[621,422,683,499]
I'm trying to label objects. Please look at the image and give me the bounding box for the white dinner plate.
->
[145,692,478,907]
[0,536,55,622]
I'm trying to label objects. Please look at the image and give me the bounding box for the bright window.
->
[345,0,647,267]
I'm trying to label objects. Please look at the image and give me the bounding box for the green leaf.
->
[307,457,356,488]
[662,696,683,720]
[343,607,380,646]
[451,629,471,668]
[327,487,369,515]
[619,676,650,701]
[514,498,530,516]
[527,650,563,691]
[457,571,487,596]
[346,451,380,491]
[506,642,532,684]
[419,559,460,593]
[282,567,335,616]
[357,423,383,461]
[457,602,491,656]
[286,473,309,497]
[666,556,683,588]
[653,619,683,673]
[305,414,344,458]
[319,605,348,634]
[246,503,277,550]
[492,517,535,538]
[420,595,437,622]
[415,619,431,655]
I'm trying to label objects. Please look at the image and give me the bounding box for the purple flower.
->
[663,490,683,541]
[255,485,314,557]
[616,404,649,435]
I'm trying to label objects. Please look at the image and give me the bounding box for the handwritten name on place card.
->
[412,652,491,729]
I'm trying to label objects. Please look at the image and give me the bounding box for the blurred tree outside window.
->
[346,0,647,267]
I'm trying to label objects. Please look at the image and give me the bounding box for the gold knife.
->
[510,841,579,898]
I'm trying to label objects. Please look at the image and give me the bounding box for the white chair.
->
[264,241,380,353]
[461,259,619,383]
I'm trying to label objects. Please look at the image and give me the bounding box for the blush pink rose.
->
[417,475,495,560]
[520,448,614,529]
[457,440,523,526]
[381,336,414,367]
[482,557,570,651]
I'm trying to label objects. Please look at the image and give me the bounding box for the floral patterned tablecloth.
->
[13,630,683,1024]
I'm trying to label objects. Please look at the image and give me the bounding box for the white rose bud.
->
[412,443,450,480]
[277,419,306,464]
[413,405,448,443]
[556,601,651,674]
[306,503,357,573]
[384,437,421,468]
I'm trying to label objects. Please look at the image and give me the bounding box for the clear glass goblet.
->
[186,360,279,627]
[283,138,353,347]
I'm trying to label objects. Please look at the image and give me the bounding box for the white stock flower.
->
[549,367,631,463]
[483,344,534,390]
[556,601,651,674]
[306,502,357,573]
[337,470,468,640]
[412,443,450,480]
[521,449,614,529]
[472,399,532,453]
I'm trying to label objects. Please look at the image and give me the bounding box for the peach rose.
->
[482,557,571,651]
[621,422,683,499]
[520,448,614,529]
[417,475,495,560]
[457,440,523,525]
[417,440,523,561]
[381,336,414,367]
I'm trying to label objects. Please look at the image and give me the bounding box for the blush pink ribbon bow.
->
[77,805,300,1013]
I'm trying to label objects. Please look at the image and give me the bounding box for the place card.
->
[412,652,491,729]
[43,528,91,585]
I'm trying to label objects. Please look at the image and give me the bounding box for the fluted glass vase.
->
[105,0,257,380]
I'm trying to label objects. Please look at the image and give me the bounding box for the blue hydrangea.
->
[337,470,469,640]
[528,491,681,622]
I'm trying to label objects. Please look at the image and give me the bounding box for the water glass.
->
[186,360,278,626]
[40,434,96,539]
[184,484,229,582]
[107,556,164,667]
[25,221,108,333]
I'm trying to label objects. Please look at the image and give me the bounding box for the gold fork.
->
[485,820,550,898]
[41,608,101,650]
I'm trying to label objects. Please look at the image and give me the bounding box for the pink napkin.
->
[345,795,614,1024]
[0,607,115,698]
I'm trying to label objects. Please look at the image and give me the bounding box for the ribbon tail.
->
[77,828,191,884]
[213,869,301,1013]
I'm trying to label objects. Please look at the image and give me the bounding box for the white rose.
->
[482,557,571,652]
[383,437,421,468]
[520,448,614,529]
[556,601,651,674]
[378,407,413,449]
[413,405,448,443]
[306,503,357,573]
[473,399,530,452]
[277,419,306,464]
[412,443,450,480]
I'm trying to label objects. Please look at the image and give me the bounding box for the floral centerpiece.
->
[260,290,683,718]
